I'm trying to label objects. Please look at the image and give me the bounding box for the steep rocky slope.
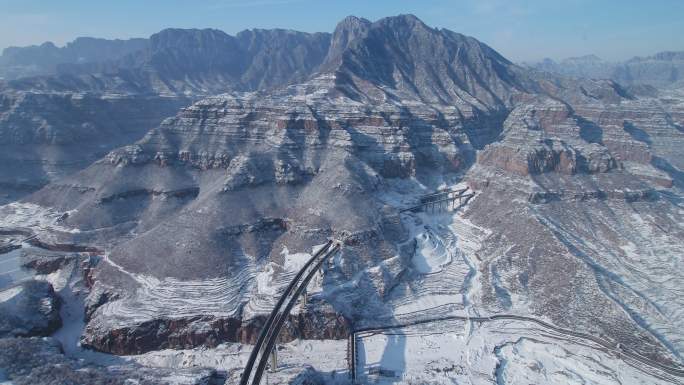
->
[324,15,534,109]
[0,280,61,337]
[0,28,332,202]
[0,337,219,384]
[0,91,189,203]
[464,90,684,365]
[1,14,683,382]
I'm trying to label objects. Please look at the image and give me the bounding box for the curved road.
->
[240,240,339,385]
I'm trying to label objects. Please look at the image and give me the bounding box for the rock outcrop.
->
[0,27,332,201]
[0,337,219,384]
[0,91,190,201]
[0,280,61,337]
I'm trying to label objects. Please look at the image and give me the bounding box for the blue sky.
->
[1,0,683,62]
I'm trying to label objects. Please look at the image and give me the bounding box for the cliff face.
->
[0,28,332,201]
[2,15,683,370]
[324,14,532,109]
[0,92,190,203]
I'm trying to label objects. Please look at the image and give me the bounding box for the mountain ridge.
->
[0,37,149,80]
[525,50,684,88]
[1,16,683,380]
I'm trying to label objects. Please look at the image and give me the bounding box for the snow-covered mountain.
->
[1,14,683,385]
[524,51,684,88]
[0,37,149,80]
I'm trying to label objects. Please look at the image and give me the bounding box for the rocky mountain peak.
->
[374,13,431,32]
[0,38,148,80]
[336,15,372,29]
[1,41,58,57]
[326,15,371,63]
[323,14,526,108]
[150,28,237,50]
[146,28,243,81]
[526,50,684,88]
[148,28,241,63]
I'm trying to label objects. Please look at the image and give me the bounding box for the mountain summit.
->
[323,14,529,108]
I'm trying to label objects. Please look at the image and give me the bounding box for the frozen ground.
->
[89,242,331,335]
[0,201,81,290]
[382,205,491,325]
[96,251,255,329]
[247,243,330,318]
[411,226,452,274]
[130,338,349,384]
[0,202,79,234]
[356,318,679,384]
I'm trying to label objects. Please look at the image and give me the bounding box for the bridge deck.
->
[401,188,474,213]
[241,240,340,385]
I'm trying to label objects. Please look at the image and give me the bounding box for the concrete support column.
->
[269,347,278,373]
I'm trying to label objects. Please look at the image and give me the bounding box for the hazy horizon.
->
[1,0,683,63]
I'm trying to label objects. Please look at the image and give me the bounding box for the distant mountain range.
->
[3,24,683,93]
[523,52,684,88]
[0,37,148,80]
[1,28,331,94]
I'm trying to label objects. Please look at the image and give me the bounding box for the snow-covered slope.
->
[357,318,678,384]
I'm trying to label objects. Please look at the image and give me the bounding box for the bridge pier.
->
[241,241,342,385]
[402,187,472,214]
[348,331,358,384]
[268,348,277,373]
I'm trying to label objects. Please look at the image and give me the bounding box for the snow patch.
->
[130,339,348,384]
[0,202,80,233]
[0,249,32,290]
[281,247,311,272]
[412,228,452,274]
[357,319,677,384]
[255,264,276,296]
[0,285,23,302]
